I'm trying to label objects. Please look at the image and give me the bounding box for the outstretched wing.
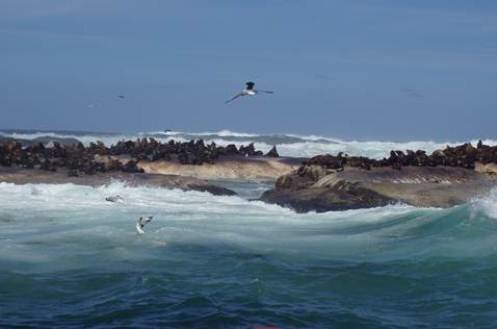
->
[258,90,274,94]
[138,216,153,226]
[225,92,243,104]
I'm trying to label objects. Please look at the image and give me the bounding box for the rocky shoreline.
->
[260,165,496,212]
[0,136,280,172]
[259,142,497,212]
[2,136,497,212]
[0,167,237,196]
[0,137,284,196]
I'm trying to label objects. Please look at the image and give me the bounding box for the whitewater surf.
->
[1,130,497,328]
[1,178,497,327]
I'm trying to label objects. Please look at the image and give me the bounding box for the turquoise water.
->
[1,182,497,328]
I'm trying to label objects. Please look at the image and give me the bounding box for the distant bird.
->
[105,195,124,203]
[225,81,274,104]
[136,216,153,235]
[117,95,125,99]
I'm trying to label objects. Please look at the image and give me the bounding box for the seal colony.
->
[2,136,497,212]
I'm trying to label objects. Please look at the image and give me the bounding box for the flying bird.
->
[136,216,153,235]
[225,81,274,104]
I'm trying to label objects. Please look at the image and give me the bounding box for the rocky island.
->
[260,142,497,212]
[0,136,296,196]
[2,135,497,212]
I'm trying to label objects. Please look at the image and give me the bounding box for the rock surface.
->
[259,141,497,213]
[4,136,497,209]
[138,156,301,180]
[261,165,497,213]
[265,146,279,157]
[0,167,236,196]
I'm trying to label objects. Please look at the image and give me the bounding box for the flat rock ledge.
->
[0,167,236,196]
[260,165,497,213]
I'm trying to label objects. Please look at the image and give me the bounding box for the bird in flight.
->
[225,81,274,104]
[136,216,153,235]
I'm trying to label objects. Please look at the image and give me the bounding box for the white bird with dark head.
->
[225,81,274,104]
[136,216,153,235]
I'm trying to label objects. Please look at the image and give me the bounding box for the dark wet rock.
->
[261,166,497,213]
[265,146,279,157]
[187,184,237,196]
[261,181,395,213]
[122,160,144,173]
[88,141,108,155]
[392,161,402,171]
[223,144,240,155]
[68,169,80,177]
[304,154,344,170]
[260,140,497,212]
[477,140,484,149]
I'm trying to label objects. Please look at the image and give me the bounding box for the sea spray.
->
[1,140,497,327]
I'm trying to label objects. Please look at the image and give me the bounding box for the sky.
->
[0,0,496,140]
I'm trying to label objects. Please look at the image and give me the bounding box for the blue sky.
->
[1,0,496,140]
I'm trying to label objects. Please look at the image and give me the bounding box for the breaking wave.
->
[1,181,497,327]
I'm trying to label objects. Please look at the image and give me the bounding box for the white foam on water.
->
[1,180,496,272]
[470,187,497,219]
[149,129,261,138]
[0,181,431,260]
[0,181,421,223]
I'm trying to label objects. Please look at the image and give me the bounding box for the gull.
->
[225,81,274,104]
[136,216,153,235]
[105,195,124,203]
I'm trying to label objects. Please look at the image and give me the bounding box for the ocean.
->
[1,130,497,328]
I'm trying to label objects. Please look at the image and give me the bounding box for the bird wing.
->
[258,90,274,94]
[143,216,153,224]
[225,92,243,104]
